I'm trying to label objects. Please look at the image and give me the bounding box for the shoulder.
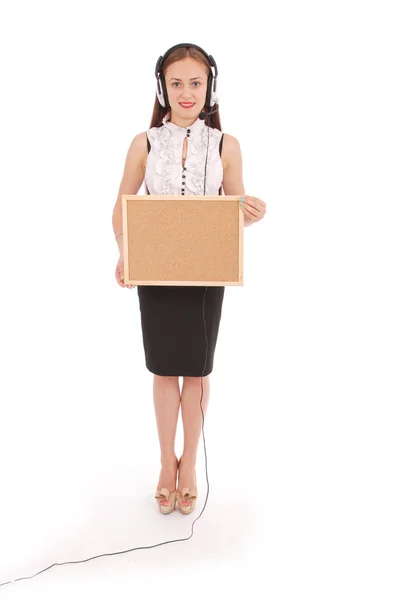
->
[129,131,149,173]
[220,133,241,172]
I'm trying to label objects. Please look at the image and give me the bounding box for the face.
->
[164,57,209,121]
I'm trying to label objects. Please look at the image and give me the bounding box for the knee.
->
[154,374,179,384]
[183,375,209,384]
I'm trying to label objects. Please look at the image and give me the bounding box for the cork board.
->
[121,195,244,286]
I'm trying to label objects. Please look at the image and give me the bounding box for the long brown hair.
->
[145,45,223,195]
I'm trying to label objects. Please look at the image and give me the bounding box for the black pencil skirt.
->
[137,285,225,377]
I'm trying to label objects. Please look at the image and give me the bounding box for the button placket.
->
[181,128,190,194]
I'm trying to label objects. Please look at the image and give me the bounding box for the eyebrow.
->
[169,77,204,81]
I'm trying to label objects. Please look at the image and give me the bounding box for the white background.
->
[0,0,400,597]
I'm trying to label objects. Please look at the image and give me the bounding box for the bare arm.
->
[112,131,148,254]
[221,134,251,227]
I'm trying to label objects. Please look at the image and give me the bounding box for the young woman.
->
[111,43,266,515]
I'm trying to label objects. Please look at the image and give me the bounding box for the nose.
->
[179,84,196,98]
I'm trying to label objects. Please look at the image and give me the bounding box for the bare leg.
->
[153,374,181,505]
[179,375,210,506]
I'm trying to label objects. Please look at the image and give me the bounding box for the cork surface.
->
[122,195,244,286]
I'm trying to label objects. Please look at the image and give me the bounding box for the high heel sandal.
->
[155,457,178,515]
[176,457,198,515]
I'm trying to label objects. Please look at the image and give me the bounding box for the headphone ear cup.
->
[209,75,219,108]
[156,76,165,107]
[205,73,212,109]
[160,75,170,109]
[210,82,219,107]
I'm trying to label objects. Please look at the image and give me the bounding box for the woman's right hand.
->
[115,255,135,288]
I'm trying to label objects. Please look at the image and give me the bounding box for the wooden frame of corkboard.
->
[121,195,244,286]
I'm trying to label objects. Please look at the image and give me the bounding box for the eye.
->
[172,81,201,87]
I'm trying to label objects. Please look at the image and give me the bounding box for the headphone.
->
[155,42,219,116]
[0,43,221,587]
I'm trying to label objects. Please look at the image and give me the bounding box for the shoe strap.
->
[155,487,174,500]
[180,487,197,500]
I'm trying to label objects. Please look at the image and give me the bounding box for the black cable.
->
[0,116,213,589]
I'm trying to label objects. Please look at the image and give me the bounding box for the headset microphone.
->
[199,106,219,120]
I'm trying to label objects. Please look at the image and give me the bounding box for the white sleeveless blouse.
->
[145,110,224,196]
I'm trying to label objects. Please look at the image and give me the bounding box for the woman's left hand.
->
[240,195,267,225]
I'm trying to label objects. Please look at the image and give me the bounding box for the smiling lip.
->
[180,103,195,108]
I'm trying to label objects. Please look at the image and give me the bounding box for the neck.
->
[168,109,201,128]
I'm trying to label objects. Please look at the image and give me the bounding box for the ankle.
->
[161,455,178,469]
[179,454,197,469]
